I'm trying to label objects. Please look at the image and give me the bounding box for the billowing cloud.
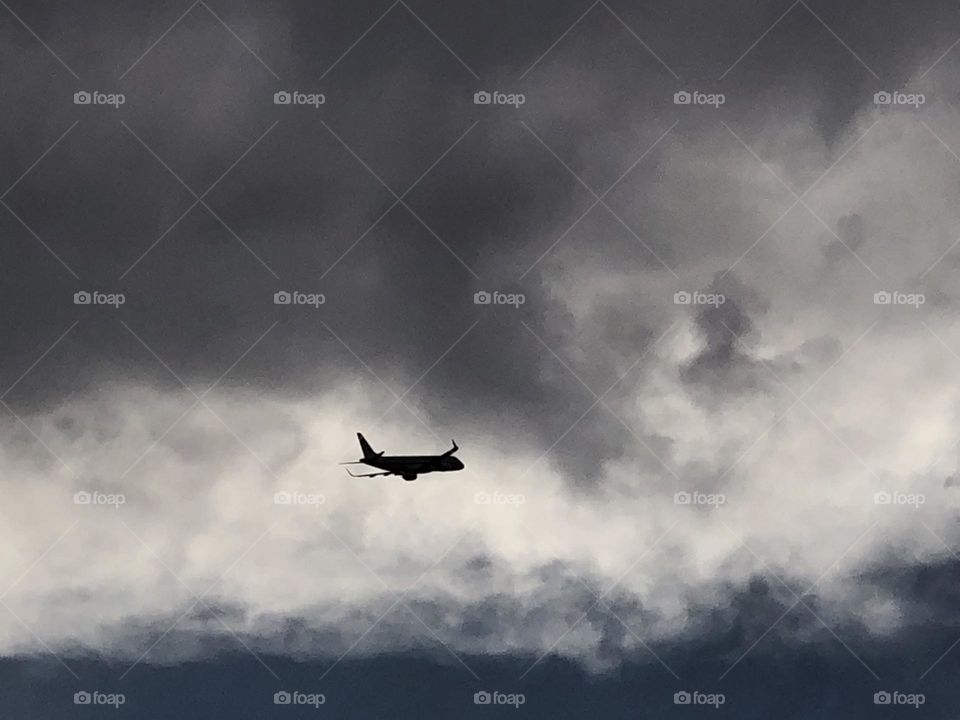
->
[3,2,960,707]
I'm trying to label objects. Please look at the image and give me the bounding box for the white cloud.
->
[5,79,960,672]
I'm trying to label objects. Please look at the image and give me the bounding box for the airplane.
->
[341,433,464,481]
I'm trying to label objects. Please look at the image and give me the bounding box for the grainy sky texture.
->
[3,1,960,717]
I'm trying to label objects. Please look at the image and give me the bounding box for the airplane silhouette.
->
[341,433,464,481]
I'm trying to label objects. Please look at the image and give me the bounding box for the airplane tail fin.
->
[357,433,377,460]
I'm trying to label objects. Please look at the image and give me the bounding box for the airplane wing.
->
[345,468,393,478]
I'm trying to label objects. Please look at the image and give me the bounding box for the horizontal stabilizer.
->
[346,468,392,478]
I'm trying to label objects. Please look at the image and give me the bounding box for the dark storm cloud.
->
[8,8,960,720]
[681,272,767,394]
[861,554,960,626]
[826,212,867,260]
[14,555,960,718]
[2,0,653,483]
[4,0,960,490]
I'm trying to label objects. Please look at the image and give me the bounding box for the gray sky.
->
[3,0,960,716]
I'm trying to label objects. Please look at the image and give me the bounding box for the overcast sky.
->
[3,0,960,717]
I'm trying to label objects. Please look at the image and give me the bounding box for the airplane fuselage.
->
[363,454,464,477]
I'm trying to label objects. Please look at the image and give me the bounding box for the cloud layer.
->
[3,0,960,694]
